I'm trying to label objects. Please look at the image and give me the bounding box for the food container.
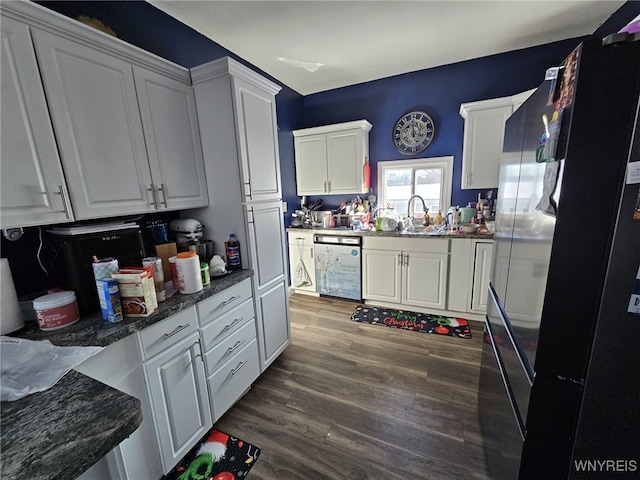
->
[33,291,80,331]
[176,251,203,294]
[96,278,123,323]
[111,268,158,317]
[142,256,166,302]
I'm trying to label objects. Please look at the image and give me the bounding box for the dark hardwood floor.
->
[214,294,491,479]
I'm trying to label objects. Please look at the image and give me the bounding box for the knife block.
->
[153,242,177,286]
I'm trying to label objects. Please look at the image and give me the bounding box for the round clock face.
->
[393,111,435,155]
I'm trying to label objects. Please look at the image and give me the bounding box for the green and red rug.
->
[163,428,260,480]
[350,305,472,339]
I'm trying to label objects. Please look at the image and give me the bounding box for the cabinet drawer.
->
[207,338,260,422]
[139,306,198,360]
[200,298,255,352]
[196,278,252,327]
[203,319,256,376]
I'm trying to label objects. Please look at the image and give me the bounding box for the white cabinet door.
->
[144,332,212,474]
[246,201,290,371]
[0,17,72,228]
[294,134,327,195]
[288,232,316,293]
[326,128,365,194]
[233,77,282,202]
[134,66,208,210]
[32,29,155,220]
[362,249,402,304]
[470,242,493,313]
[460,104,512,189]
[403,251,448,309]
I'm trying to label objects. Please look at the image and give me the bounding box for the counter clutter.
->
[0,269,253,480]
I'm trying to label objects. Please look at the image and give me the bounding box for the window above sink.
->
[377,156,453,219]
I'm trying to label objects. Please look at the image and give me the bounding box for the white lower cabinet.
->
[287,231,317,294]
[448,239,494,314]
[362,237,448,310]
[141,307,212,475]
[197,278,261,421]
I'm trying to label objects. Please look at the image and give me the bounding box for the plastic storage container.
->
[33,291,80,331]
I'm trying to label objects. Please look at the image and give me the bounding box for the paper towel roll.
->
[1,258,25,334]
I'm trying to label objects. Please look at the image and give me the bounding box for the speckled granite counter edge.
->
[0,371,142,480]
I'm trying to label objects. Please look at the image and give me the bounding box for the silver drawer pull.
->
[161,323,190,341]
[226,339,246,355]
[224,317,243,331]
[218,295,240,310]
[231,360,247,375]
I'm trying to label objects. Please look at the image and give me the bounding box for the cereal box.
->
[96,278,123,323]
[111,267,158,318]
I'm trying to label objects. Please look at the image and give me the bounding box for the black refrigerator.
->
[479,34,640,479]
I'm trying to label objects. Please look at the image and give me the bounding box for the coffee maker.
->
[169,219,214,263]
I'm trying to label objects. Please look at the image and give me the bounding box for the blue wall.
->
[37,1,640,223]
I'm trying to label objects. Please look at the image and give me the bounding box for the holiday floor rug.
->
[163,428,260,480]
[350,305,472,339]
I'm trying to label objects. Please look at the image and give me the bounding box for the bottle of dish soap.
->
[434,209,443,226]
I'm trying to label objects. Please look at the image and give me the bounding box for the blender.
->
[169,219,214,263]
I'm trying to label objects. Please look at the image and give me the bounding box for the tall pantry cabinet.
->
[185,57,290,372]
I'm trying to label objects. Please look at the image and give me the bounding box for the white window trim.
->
[377,156,454,214]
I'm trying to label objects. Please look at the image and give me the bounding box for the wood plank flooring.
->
[214,294,491,479]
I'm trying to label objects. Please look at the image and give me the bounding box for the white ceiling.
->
[148,1,625,95]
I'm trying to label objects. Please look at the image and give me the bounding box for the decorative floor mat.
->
[163,428,260,480]
[350,305,472,339]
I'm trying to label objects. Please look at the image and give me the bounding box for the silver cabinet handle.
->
[225,339,246,355]
[324,180,327,193]
[310,247,313,259]
[158,183,168,208]
[231,360,247,375]
[218,295,240,310]
[161,323,190,341]
[147,184,156,207]
[397,253,403,265]
[224,317,243,331]
[57,185,71,219]
[404,253,409,266]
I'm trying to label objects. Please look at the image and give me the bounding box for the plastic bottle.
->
[226,234,242,270]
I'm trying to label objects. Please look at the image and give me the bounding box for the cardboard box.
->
[96,278,123,323]
[112,267,158,317]
[153,242,177,287]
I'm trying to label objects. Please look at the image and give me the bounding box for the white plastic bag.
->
[0,336,103,401]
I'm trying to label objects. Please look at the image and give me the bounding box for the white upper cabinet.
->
[32,28,155,219]
[459,90,535,190]
[233,77,282,202]
[0,16,73,228]
[293,120,372,196]
[133,66,208,210]
[2,1,208,223]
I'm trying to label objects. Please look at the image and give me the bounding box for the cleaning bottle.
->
[226,234,242,270]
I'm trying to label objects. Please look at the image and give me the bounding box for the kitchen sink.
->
[400,229,447,236]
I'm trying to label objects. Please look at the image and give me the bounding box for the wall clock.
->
[392,111,435,155]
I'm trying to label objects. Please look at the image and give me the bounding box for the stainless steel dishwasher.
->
[313,234,362,301]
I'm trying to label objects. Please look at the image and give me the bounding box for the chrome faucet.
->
[406,195,428,229]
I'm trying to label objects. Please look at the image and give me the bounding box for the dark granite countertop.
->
[287,226,493,240]
[1,269,253,480]
[13,269,254,348]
